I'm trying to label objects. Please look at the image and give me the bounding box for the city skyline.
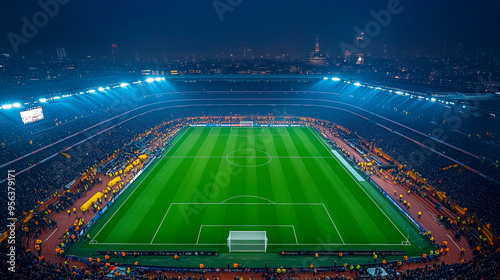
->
[1,0,500,57]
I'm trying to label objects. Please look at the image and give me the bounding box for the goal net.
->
[239,121,254,127]
[227,231,268,253]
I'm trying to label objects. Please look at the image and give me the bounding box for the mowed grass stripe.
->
[93,127,193,243]
[271,129,343,243]
[94,126,409,248]
[152,128,226,243]
[306,127,408,243]
[261,130,303,244]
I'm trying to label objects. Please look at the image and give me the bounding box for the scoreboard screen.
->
[20,106,44,124]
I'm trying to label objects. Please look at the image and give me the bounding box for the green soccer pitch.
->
[70,126,433,267]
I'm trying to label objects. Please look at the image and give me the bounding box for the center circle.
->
[226,149,272,167]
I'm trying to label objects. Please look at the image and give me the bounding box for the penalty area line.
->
[308,126,410,243]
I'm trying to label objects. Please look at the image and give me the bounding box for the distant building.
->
[355,31,365,65]
[56,48,67,60]
[309,37,327,66]
[111,44,118,62]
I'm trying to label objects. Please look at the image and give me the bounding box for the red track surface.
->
[24,125,473,278]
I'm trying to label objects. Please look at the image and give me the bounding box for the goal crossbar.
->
[227,231,268,253]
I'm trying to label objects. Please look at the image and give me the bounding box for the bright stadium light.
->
[12,103,21,108]
[146,77,155,83]
[40,98,47,103]
[106,87,110,90]
[154,77,162,82]
[98,87,105,92]
[331,77,341,81]
[53,96,60,100]
[2,104,13,109]
[353,82,361,87]
[120,83,129,87]
[431,98,436,102]
[323,77,329,80]
[87,89,96,93]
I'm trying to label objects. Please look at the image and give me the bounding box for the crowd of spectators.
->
[1,94,499,232]
[0,81,499,278]
[1,232,499,279]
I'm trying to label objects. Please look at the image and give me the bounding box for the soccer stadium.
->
[1,75,499,279]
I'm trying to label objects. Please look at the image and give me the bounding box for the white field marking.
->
[307,126,410,243]
[90,242,409,246]
[322,203,345,244]
[151,203,340,245]
[196,226,204,244]
[331,150,365,181]
[207,127,289,137]
[44,228,59,242]
[225,149,273,168]
[196,225,298,245]
[292,225,298,244]
[164,156,333,159]
[150,203,173,244]
[220,195,276,204]
[230,127,264,131]
[170,202,324,205]
[447,234,461,250]
[91,127,191,244]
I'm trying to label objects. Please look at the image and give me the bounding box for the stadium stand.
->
[0,79,499,278]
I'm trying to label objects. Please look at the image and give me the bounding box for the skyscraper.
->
[309,36,326,66]
[111,44,119,63]
[56,48,67,60]
[355,31,365,65]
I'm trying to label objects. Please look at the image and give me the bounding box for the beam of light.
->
[98,87,105,92]
[53,96,60,100]
[154,77,162,82]
[353,82,361,87]
[40,98,47,103]
[146,78,155,83]
[323,77,329,80]
[2,104,13,109]
[120,83,129,87]
[12,103,21,108]
[431,98,436,102]
[331,77,341,81]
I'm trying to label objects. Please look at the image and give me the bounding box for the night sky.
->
[1,0,499,57]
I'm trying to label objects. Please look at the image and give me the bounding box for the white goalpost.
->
[227,231,268,253]
[239,121,254,127]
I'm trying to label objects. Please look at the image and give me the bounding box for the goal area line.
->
[208,126,290,136]
[197,225,299,245]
